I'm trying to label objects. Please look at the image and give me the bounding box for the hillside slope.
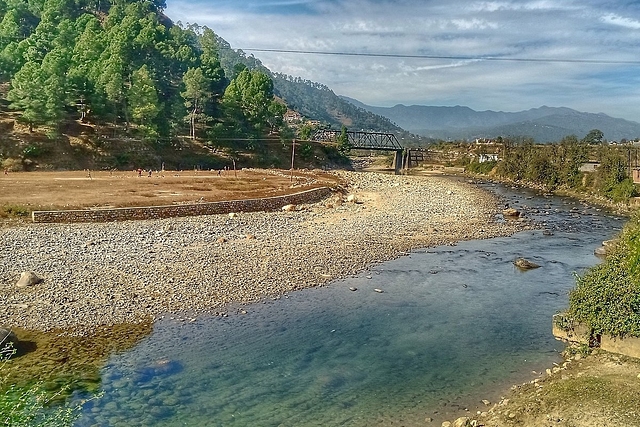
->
[213,36,407,134]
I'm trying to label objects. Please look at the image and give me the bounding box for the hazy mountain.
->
[342,97,640,142]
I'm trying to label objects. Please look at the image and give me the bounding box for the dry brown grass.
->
[0,169,342,214]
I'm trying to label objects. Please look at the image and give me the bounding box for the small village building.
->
[579,162,600,173]
[284,110,303,123]
[478,153,499,163]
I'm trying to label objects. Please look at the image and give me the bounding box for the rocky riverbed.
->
[0,171,529,332]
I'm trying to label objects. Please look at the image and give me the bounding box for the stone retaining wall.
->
[553,314,640,359]
[32,187,333,223]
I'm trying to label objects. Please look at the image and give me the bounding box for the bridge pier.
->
[393,150,404,174]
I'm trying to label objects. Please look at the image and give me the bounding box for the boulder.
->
[503,208,521,217]
[228,212,237,219]
[346,194,357,203]
[16,271,43,288]
[594,246,607,256]
[281,204,296,212]
[514,258,540,270]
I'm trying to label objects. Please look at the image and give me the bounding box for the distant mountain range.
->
[342,97,640,143]
[213,33,640,144]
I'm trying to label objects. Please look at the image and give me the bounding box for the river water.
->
[74,182,624,426]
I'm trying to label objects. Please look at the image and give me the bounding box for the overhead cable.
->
[236,47,640,65]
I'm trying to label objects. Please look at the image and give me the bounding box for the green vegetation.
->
[1,344,80,427]
[567,214,640,338]
[459,132,638,204]
[337,125,351,154]
[494,135,589,189]
[0,204,29,218]
[0,0,365,170]
[0,0,296,163]
[466,159,497,175]
[1,323,152,426]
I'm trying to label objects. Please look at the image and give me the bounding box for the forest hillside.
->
[0,0,401,170]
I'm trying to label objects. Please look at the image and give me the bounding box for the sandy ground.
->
[0,168,340,212]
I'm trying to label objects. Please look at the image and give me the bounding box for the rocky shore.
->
[0,171,528,332]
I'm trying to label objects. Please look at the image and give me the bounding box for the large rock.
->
[503,208,521,217]
[16,271,43,288]
[594,246,608,256]
[514,258,540,270]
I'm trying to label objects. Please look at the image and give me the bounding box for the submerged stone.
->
[514,258,540,270]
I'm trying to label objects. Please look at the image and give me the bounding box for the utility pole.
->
[290,139,296,183]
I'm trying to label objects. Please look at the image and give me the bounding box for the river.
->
[73,181,625,426]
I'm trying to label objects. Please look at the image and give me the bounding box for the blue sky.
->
[165,0,640,122]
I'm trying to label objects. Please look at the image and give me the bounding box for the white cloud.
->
[601,13,640,29]
[165,0,640,122]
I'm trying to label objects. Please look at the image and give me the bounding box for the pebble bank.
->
[0,172,528,332]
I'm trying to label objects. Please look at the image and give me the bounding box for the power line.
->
[236,47,640,66]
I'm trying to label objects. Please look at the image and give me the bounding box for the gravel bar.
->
[0,171,528,332]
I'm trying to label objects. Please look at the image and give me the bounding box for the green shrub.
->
[0,205,30,218]
[466,160,496,175]
[22,145,47,159]
[568,215,640,338]
[1,343,88,427]
[299,143,314,162]
[607,179,637,203]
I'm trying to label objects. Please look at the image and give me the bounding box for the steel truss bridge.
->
[311,129,403,151]
[311,129,414,172]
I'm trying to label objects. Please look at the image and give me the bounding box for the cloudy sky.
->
[165,0,640,121]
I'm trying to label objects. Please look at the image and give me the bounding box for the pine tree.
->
[7,61,48,131]
[128,64,160,138]
[181,67,210,139]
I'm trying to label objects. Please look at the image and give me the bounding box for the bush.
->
[299,143,314,162]
[22,145,43,158]
[2,158,23,172]
[568,215,640,338]
[607,179,637,203]
[1,205,30,217]
[466,160,497,175]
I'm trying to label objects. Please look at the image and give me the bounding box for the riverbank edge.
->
[452,169,637,217]
[429,172,640,427]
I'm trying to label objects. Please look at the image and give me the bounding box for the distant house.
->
[478,153,499,163]
[633,169,640,184]
[284,110,303,123]
[580,162,600,173]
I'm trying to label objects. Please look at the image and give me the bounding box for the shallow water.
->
[74,183,624,426]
